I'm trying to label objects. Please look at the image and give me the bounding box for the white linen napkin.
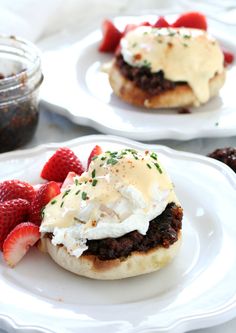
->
[0,0,180,42]
[0,0,63,41]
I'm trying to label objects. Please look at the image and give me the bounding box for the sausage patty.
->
[84,203,183,260]
[115,54,186,96]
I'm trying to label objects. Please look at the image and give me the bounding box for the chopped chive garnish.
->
[51,200,57,205]
[101,156,106,161]
[92,179,98,187]
[183,34,191,39]
[62,189,71,199]
[41,207,45,219]
[82,191,87,200]
[75,178,79,186]
[182,43,188,47]
[150,152,157,160]
[143,59,151,69]
[60,201,64,208]
[92,155,98,161]
[107,158,118,165]
[75,189,81,195]
[154,163,163,174]
[92,169,96,178]
[146,163,152,169]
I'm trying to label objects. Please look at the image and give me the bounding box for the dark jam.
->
[208,147,236,173]
[0,73,39,153]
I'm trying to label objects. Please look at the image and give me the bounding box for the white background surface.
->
[0,0,236,332]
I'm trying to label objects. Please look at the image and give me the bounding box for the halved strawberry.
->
[172,12,207,31]
[30,181,61,225]
[0,199,30,250]
[99,20,122,53]
[41,147,84,182]
[61,172,78,190]
[223,51,234,65]
[0,180,35,203]
[3,222,40,267]
[87,145,103,169]
[153,16,170,28]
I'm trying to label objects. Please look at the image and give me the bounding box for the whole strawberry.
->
[30,181,61,225]
[0,180,35,203]
[0,199,30,250]
[41,147,84,182]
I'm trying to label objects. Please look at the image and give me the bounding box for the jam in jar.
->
[0,35,43,153]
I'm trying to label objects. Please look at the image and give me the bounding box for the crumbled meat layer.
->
[115,54,186,95]
[208,147,236,172]
[84,203,183,260]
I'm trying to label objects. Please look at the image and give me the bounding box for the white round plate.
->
[0,135,236,333]
[39,14,236,141]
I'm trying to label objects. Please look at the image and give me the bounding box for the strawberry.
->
[0,180,35,203]
[87,145,103,169]
[41,147,84,182]
[99,20,122,53]
[3,222,40,267]
[153,16,170,28]
[172,12,207,31]
[0,199,30,250]
[123,23,138,36]
[30,181,61,225]
[139,21,152,27]
[223,51,234,65]
[61,172,78,190]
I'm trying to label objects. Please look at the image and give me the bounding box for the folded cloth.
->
[0,0,179,42]
[0,0,63,41]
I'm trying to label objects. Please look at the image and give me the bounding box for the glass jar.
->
[0,35,43,153]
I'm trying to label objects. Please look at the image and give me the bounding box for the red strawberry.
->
[153,16,170,28]
[0,199,30,250]
[172,12,207,31]
[123,23,138,36]
[99,20,122,53]
[223,51,234,65]
[139,21,152,27]
[3,222,40,267]
[30,181,61,225]
[41,147,84,182]
[87,145,103,169]
[0,180,35,203]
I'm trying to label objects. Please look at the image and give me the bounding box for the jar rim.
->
[0,34,43,104]
[0,34,42,87]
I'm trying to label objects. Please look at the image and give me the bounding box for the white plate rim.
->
[0,134,236,333]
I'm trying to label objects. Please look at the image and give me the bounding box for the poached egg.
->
[120,26,224,105]
[40,149,178,257]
